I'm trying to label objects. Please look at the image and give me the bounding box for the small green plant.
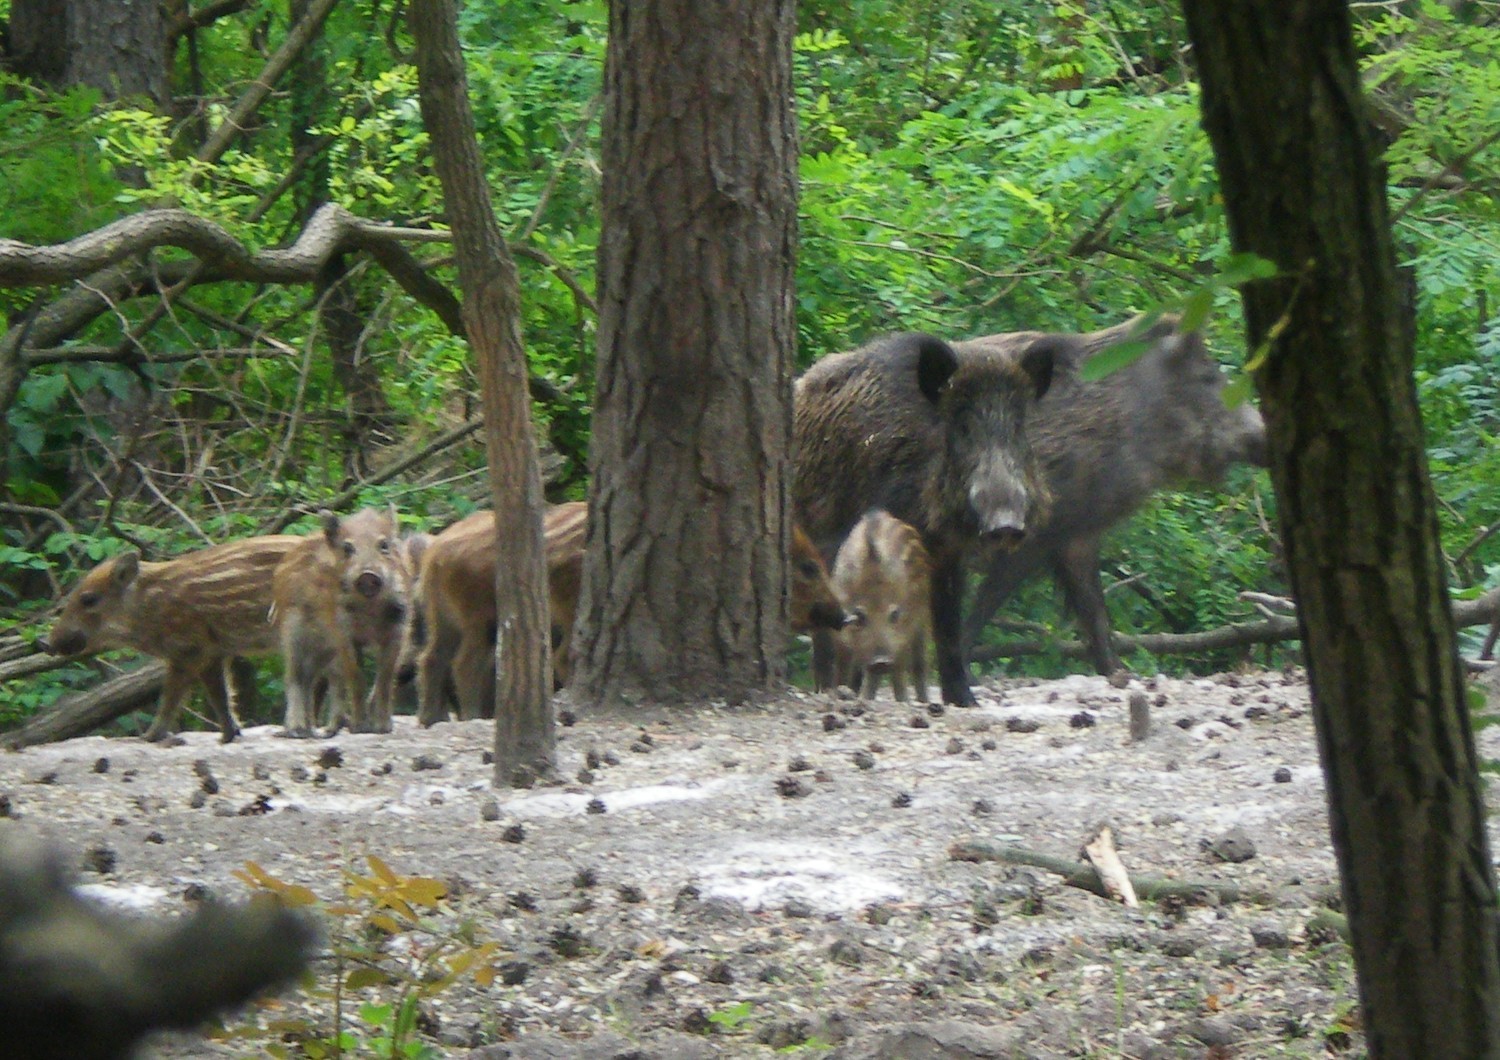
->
[221,855,507,1058]
[705,1000,755,1032]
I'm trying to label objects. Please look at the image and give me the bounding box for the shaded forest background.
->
[2,0,1497,728]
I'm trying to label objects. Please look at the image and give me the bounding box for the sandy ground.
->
[0,668,1395,1058]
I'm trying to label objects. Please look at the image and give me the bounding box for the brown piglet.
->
[829,510,932,702]
[271,508,419,736]
[42,535,305,742]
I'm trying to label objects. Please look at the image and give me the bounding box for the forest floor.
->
[0,666,1408,1058]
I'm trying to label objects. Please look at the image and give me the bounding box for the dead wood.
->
[4,664,165,749]
[971,587,1500,664]
[1082,826,1138,907]
[950,838,1267,904]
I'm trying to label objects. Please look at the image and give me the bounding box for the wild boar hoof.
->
[279,727,315,740]
[218,727,239,745]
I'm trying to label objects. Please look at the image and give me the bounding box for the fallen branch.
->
[949,838,1268,905]
[3,664,164,749]
[972,587,1500,664]
[1082,826,1137,907]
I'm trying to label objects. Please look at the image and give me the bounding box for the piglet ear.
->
[915,335,960,405]
[112,550,141,587]
[319,509,342,547]
[1019,340,1057,401]
[403,532,432,572]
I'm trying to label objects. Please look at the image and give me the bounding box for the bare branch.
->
[971,588,1500,663]
[0,204,448,288]
[193,0,342,165]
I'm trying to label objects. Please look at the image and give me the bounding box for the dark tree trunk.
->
[409,0,555,785]
[1182,1,1500,1053]
[9,0,167,105]
[571,0,799,707]
[288,0,392,480]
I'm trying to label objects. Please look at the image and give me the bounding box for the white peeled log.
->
[1082,825,1138,908]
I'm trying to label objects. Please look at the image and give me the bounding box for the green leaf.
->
[1217,252,1279,286]
[359,1001,394,1025]
[346,967,392,991]
[1178,288,1215,334]
[1221,373,1257,408]
[1080,339,1149,382]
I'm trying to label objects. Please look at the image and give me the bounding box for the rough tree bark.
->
[409,0,554,785]
[1182,1,1500,1053]
[571,0,799,707]
[9,0,168,106]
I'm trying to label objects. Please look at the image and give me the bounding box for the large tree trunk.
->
[9,0,167,105]
[409,0,554,785]
[1182,1,1500,1053]
[571,0,799,707]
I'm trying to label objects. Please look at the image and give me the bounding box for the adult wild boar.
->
[794,332,1056,706]
[958,315,1267,675]
[830,509,932,702]
[41,534,305,742]
[272,508,420,736]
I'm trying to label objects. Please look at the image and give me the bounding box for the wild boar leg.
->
[327,639,366,734]
[200,660,240,743]
[451,632,494,721]
[930,557,975,707]
[416,621,460,727]
[908,631,929,705]
[1052,533,1119,676]
[812,628,839,692]
[280,624,323,738]
[142,664,200,742]
[361,631,400,733]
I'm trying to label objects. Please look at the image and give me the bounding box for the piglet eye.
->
[79,591,100,609]
[889,606,901,624]
[851,607,868,628]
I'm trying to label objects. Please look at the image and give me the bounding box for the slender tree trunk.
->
[1182,2,1500,1053]
[409,0,554,785]
[571,0,799,707]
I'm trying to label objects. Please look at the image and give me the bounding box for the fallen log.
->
[971,587,1500,664]
[3,664,164,749]
[950,838,1268,905]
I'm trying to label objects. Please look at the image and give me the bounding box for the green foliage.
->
[4,0,1500,717]
[223,855,506,1058]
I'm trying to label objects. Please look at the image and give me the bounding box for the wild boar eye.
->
[342,542,356,558]
[889,606,901,624]
[378,539,392,555]
[79,591,100,608]
[851,607,868,628]
[797,561,819,578]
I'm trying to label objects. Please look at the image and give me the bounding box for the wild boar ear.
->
[112,551,141,587]
[915,336,960,405]
[404,532,431,571]
[319,509,341,547]
[1019,340,1056,401]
